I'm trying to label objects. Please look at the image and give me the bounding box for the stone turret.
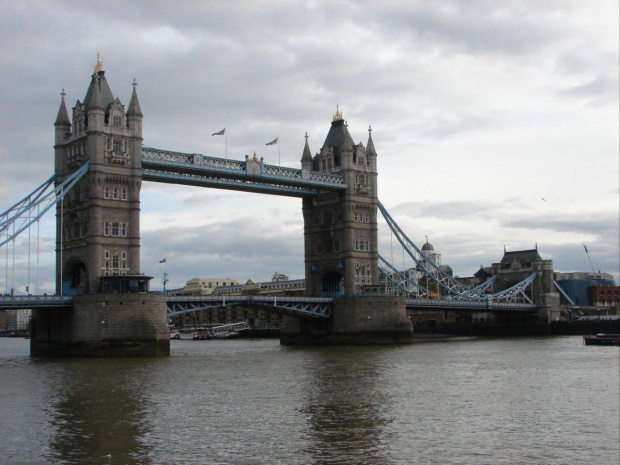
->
[54,56,143,295]
[54,90,71,174]
[301,132,313,171]
[301,107,379,297]
[284,106,412,344]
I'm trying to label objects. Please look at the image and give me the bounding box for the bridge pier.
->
[280,295,413,345]
[31,293,169,357]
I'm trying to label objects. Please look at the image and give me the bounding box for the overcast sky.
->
[1,0,618,293]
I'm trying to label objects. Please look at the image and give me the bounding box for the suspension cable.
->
[27,213,31,294]
[36,205,40,295]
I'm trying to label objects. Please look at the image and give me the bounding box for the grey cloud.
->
[559,76,620,103]
[141,215,305,287]
[503,213,619,238]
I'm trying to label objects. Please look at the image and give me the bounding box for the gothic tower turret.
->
[54,56,143,295]
[300,132,313,171]
[302,107,379,297]
[54,89,71,175]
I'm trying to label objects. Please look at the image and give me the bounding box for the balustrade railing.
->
[141,147,345,186]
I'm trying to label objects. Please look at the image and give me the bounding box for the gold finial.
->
[252,151,258,160]
[332,104,343,122]
[93,52,103,74]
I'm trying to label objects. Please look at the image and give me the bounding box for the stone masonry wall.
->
[71,293,168,341]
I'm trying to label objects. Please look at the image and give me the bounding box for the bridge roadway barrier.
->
[0,295,73,309]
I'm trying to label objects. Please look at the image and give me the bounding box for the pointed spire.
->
[54,88,71,127]
[333,104,343,122]
[301,131,313,169]
[366,125,377,156]
[89,75,104,111]
[342,128,354,152]
[127,78,143,117]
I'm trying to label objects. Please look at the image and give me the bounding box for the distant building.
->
[5,309,32,331]
[272,271,289,282]
[172,277,240,296]
[214,276,305,297]
[588,285,620,308]
[554,271,616,306]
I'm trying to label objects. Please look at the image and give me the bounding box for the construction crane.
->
[583,244,599,274]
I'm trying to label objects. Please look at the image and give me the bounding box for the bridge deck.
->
[141,148,348,197]
[406,298,537,312]
[0,295,73,309]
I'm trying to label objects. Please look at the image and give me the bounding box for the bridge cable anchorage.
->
[0,162,90,247]
[377,200,536,303]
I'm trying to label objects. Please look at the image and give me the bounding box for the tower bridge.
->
[0,59,560,356]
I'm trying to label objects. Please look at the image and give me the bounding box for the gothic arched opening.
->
[322,272,343,297]
[64,261,88,295]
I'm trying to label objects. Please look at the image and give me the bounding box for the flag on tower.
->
[159,258,166,263]
[266,137,278,145]
[212,128,226,136]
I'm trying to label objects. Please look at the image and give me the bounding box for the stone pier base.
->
[30,293,170,357]
[280,295,413,345]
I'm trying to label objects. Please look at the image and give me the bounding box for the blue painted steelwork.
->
[379,201,493,299]
[380,253,531,305]
[166,295,332,319]
[0,162,90,247]
[491,272,537,304]
[379,201,536,302]
[378,253,434,297]
[0,295,73,309]
[141,147,347,197]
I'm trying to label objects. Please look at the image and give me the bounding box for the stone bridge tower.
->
[54,57,143,295]
[282,108,413,344]
[301,108,379,297]
[35,58,167,357]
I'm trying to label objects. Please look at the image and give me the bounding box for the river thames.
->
[1,336,618,464]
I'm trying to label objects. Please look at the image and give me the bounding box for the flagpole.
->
[278,138,281,168]
[225,131,228,166]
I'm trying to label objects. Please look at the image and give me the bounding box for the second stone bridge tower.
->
[301,108,379,298]
[283,108,413,344]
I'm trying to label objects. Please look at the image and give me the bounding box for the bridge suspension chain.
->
[378,253,434,298]
[378,201,536,303]
[0,162,90,247]
[378,201,489,299]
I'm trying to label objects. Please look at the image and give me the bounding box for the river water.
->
[1,336,618,465]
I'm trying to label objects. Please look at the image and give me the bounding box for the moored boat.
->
[583,334,620,346]
[212,330,239,339]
